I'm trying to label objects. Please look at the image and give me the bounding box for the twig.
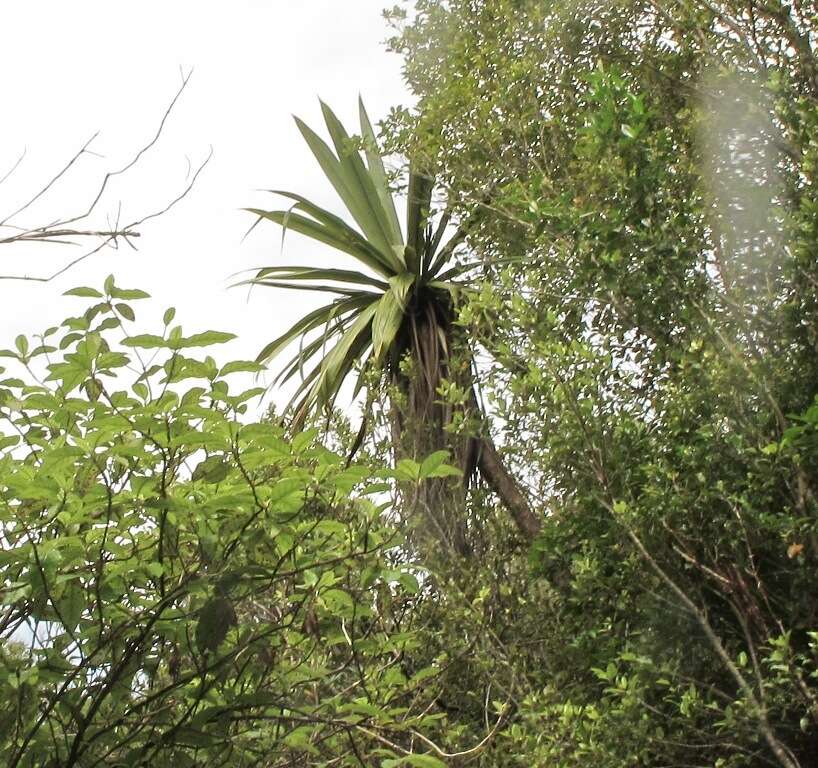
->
[0,69,208,282]
[0,148,26,187]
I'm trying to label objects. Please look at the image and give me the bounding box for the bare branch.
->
[50,68,194,232]
[0,147,26,187]
[0,69,207,282]
[0,133,99,228]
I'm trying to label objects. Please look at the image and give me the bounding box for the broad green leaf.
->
[425,464,462,479]
[0,434,20,450]
[195,596,237,653]
[110,287,150,300]
[419,450,451,478]
[64,287,103,298]
[191,456,231,484]
[219,360,265,376]
[172,331,236,349]
[394,458,421,482]
[56,580,84,632]
[398,572,420,595]
[122,334,167,349]
[292,428,318,453]
[321,588,354,617]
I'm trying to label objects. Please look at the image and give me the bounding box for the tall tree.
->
[380,1,818,765]
[243,101,540,555]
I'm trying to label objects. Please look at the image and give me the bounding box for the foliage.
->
[0,280,447,767]
[384,1,818,766]
[242,100,469,428]
[243,100,540,553]
[5,1,818,765]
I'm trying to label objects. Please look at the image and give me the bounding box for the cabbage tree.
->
[243,101,540,550]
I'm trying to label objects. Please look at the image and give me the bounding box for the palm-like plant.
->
[243,101,540,548]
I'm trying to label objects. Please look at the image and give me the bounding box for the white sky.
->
[0,1,410,406]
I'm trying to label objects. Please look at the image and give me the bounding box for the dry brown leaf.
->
[787,542,804,559]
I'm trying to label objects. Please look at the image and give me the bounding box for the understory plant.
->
[0,279,449,767]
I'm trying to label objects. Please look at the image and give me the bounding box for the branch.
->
[0,69,209,282]
[606,501,801,768]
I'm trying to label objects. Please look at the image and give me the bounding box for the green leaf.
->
[425,464,462,478]
[56,581,84,632]
[283,725,319,753]
[173,728,219,748]
[256,293,375,365]
[388,272,415,306]
[116,303,135,321]
[321,588,354,617]
[191,456,231,484]
[312,303,377,405]
[371,290,405,362]
[219,360,265,376]
[292,428,318,453]
[359,97,403,247]
[382,757,447,768]
[295,107,400,271]
[0,434,20,450]
[261,189,399,273]
[320,101,403,255]
[253,264,389,291]
[398,572,420,595]
[110,287,150,300]
[64,286,103,298]
[246,206,393,278]
[405,756,447,768]
[173,331,237,349]
[195,596,237,653]
[122,334,167,349]
[394,458,421,482]
[419,450,451,478]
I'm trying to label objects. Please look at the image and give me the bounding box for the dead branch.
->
[0,69,210,282]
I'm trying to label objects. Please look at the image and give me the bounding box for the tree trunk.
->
[389,294,540,558]
[476,436,541,539]
[390,391,473,559]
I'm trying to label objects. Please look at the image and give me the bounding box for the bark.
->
[477,437,541,540]
[390,397,472,559]
[389,292,540,556]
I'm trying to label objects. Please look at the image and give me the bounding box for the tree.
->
[379,1,818,765]
[0,279,450,767]
[242,101,540,558]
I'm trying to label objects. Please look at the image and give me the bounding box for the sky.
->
[0,1,410,406]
